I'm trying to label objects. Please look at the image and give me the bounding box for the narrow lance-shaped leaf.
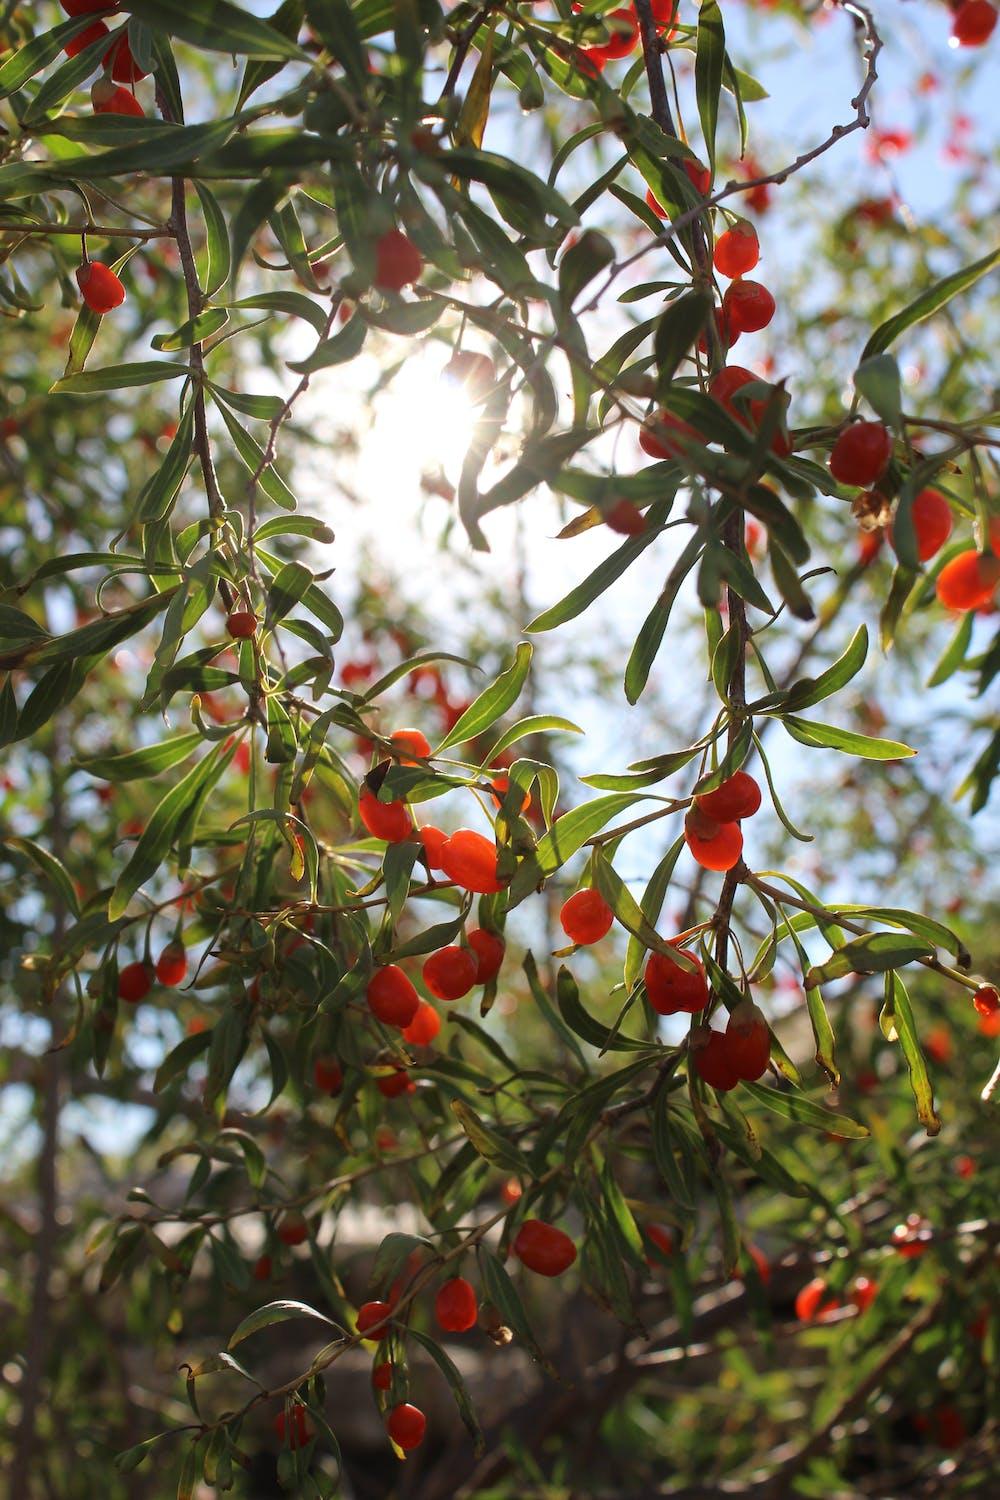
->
[881,971,941,1137]
[435,642,532,752]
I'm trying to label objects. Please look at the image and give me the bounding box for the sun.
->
[357,346,483,504]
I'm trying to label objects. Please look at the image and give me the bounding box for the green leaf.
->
[154,1030,213,1093]
[592,850,683,961]
[772,626,869,713]
[108,740,237,920]
[527,793,644,877]
[483,714,582,764]
[3,836,80,918]
[804,932,934,989]
[286,313,366,374]
[695,1,725,171]
[654,293,712,397]
[195,182,233,296]
[556,965,651,1053]
[558,228,615,308]
[305,0,369,87]
[854,352,902,427]
[451,1099,530,1174]
[476,1248,549,1367]
[861,245,1000,359]
[625,531,703,703]
[741,1082,869,1138]
[229,290,329,338]
[408,1330,485,1454]
[527,492,675,632]
[435,643,532,752]
[50,362,190,395]
[0,15,97,100]
[214,398,296,511]
[126,0,308,58]
[228,1300,339,1351]
[782,715,915,760]
[75,733,203,783]
[137,400,196,523]
[882,972,941,1137]
[151,309,229,352]
[440,148,578,233]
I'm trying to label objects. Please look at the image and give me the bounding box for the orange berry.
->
[972,984,999,1017]
[713,221,759,278]
[359,789,413,843]
[849,1275,878,1313]
[422,945,477,1001]
[684,810,744,871]
[273,1407,313,1449]
[559,888,614,945]
[438,829,505,893]
[91,78,144,117]
[390,727,430,764]
[402,1000,441,1046]
[417,824,448,869]
[376,1066,414,1099]
[722,279,775,335]
[372,1359,393,1390]
[639,410,698,460]
[950,0,997,46]
[154,943,187,987]
[104,33,147,82]
[644,1223,675,1265]
[467,928,505,983]
[605,499,646,535]
[64,20,109,57]
[252,1253,272,1281]
[313,1055,344,1094]
[690,1026,740,1091]
[829,422,892,487]
[795,1276,840,1322]
[644,944,708,1015]
[889,488,952,562]
[935,549,1000,611]
[75,261,125,314]
[724,1001,770,1081]
[694,770,761,822]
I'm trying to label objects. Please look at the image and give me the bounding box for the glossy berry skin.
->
[435,1276,478,1332]
[387,1402,426,1451]
[590,9,639,62]
[402,1000,441,1046]
[725,1002,770,1081]
[709,366,791,455]
[682,157,712,195]
[439,829,504,893]
[118,960,153,1003]
[277,1211,309,1247]
[850,1275,878,1313]
[359,789,413,844]
[356,1300,392,1336]
[377,1066,414,1099]
[829,422,892,486]
[155,943,187,987]
[368,965,420,1028]
[390,726,430,763]
[684,810,744,872]
[225,609,258,639]
[559,888,614,945]
[512,1219,577,1276]
[417,824,448,869]
[313,1055,344,1094]
[891,1213,932,1258]
[972,985,1000,1017]
[690,1028,740,1091]
[795,1277,840,1323]
[76,261,125,313]
[639,410,698,460]
[273,1407,313,1449]
[891,488,952,562]
[423,946,478,1001]
[467,928,505,984]
[373,229,423,293]
[713,221,759,278]
[92,79,144,117]
[695,770,761,823]
[950,0,997,46]
[935,549,1000,610]
[722,280,775,335]
[64,20,109,57]
[644,944,708,1015]
[372,1360,393,1391]
[104,35,148,83]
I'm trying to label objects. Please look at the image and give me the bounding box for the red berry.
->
[443,351,496,400]
[118,960,153,1003]
[890,488,952,562]
[103,34,147,83]
[639,410,698,460]
[367,965,420,1028]
[422,946,478,1001]
[512,1219,577,1276]
[359,789,413,844]
[434,1276,478,1332]
[682,157,712,195]
[154,943,187,987]
[829,422,892,487]
[313,1055,344,1094]
[277,1211,309,1247]
[605,499,646,535]
[644,944,708,1015]
[273,1407,313,1450]
[891,1213,932,1258]
[850,1275,878,1313]
[710,364,757,415]
[930,1403,967,1450]
[713,221,759,278]
[744,1243,771,1285]
[225,610,258,639]
[356,1299,392,1336]
[690,1027,740,1091]
[402,1000,441,1046]
[386,1402,426,1451]
[417,824,448,869]
[500,1177,523,1205]
[438,829,505,893]
[684,809,744,872]
[643,0,679,34]
[950,0,997,46]
[91,78,144,117]
[373,229,423,293]
[559,888,614,945]
[590,8,640,62]
[972,985,999,1017]
[372,1360,394,1391]
[64,20,109,57]
[694,770,762,823]
[467,928,505,984]
[377,1065,415,1099]
[725,1001,771,1081]
[644,1223,675,1265]
[390,726,430,763]
[723,279,775,335]
[795,1277,841,1322]
[75,260,125,314]
[252,1254,272,1281]
[935,550,1000,611]
[857,528,884,565]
